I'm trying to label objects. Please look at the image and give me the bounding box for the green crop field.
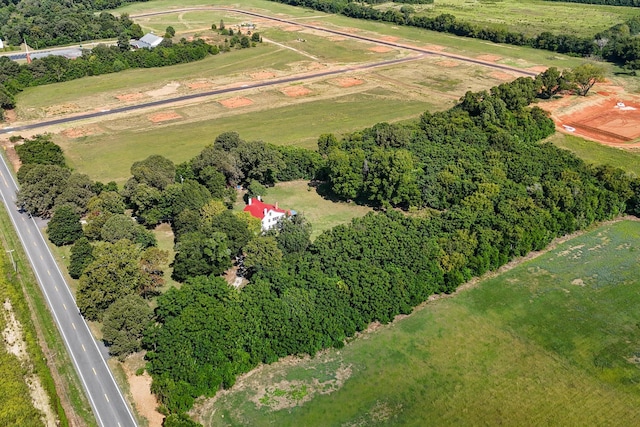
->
[193,220,640,426]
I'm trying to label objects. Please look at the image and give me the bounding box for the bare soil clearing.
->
[477,54,502,62]
[122,352,165,427]
[541,84,640,147]
[250,71,276,80]
[117,93,146,102]
[490,71,516,81]
[148,111,182,123]
[281,85,312,97]
[437,60,460,68]
[61,125,102,138]
[334,77,364,88]
[219,97,254,108]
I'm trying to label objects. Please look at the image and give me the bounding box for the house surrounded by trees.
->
[244,197,290,231]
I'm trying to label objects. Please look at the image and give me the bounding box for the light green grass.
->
[252,180,372,240]
[16,45,301,111]
[55,91,430,184]
[548,133,640,176]
[400,0,636,38]
[195,220,640,426]
[153,223,180,293]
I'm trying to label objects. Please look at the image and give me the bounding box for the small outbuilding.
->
[130,33,164,49]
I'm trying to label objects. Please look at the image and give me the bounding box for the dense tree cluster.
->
[142,76,640,416]
[266,0,640,69]
[0,0,146,47]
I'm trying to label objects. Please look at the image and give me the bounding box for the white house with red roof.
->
[244,196,290,231]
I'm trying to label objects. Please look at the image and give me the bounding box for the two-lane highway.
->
[0,154,137,427]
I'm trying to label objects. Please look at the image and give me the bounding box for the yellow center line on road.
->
[40,255,43,260]
[105,394,109,403]
[71,323,76,330]
[55,285,58,291]
[63,304,67,310]
[47,270,51,276]
[93,367,97,375]
[82,344,86,352]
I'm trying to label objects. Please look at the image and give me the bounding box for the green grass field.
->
[548,133,640,176]
[401,0,636,38]
[243,181,372,240]
[193,220,640,426]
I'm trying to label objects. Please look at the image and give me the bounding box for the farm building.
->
[131,33,163,49]
[244,197,293,231]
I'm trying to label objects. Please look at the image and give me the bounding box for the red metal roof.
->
[243,199,286,220]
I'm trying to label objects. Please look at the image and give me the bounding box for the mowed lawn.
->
[194,220,640,426]
[257,180,372,240]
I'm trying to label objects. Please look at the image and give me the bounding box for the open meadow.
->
[385,0,637,37]
[193,219,640,426]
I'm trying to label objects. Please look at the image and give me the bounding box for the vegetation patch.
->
[196,220,640,426]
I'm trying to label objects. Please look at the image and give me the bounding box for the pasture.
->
[401,0,636,38]
[193,220,640,426]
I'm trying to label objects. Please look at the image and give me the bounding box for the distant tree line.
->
[545,0,640,5]
[138,75,640,417]
[265,0,640,69]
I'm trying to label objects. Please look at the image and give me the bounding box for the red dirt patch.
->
[61,125,102,138]
[381,36,399,42]
[283,25,302,32]
[334,77,364,88]
[436,60,460,68]
[369,46,393,53]
[3,109,16,123]
[116,93,145,102]
[477,54,502,62]
[250,71,276,80]
[557,98,640,143]
[529,65,548,73]
[148,111,182,123]
[328,36,347,41]
[490,71,515,81]
[281,86,312,97]
[219,97,254,108]
[188,81,212,90]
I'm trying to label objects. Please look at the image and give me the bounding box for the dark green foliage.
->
[144,76,640,415]
[15,134,65,167]
[209,211,253,256]
[16,164,71,217]
[47,205,83,246]
[69,237,94,279]
[246,179,267,199]
[163,413,203,427]
[275,214,312,254]
[102,295,153,360]
[171,232,231,282]
[77,239,142,321]
[100,214,157,248]
[131,155,176,190]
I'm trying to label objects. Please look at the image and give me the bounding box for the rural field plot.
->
[379,0,635,37]
[193,220,640,426]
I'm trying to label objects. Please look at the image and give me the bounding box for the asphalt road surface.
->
[0,154,137,427]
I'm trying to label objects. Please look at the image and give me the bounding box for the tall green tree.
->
[47,205,83,246]
[172,232,231,282]
[568,63,606,96]
[77,240,143,321]
[68,237,94,279]
[102,295,153,360]
[15,134,66,166]
[16,164,70,217]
